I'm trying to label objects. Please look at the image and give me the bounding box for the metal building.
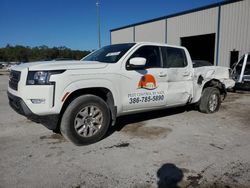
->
[110,0,250,67]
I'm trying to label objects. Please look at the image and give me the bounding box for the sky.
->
[0,0,224,51]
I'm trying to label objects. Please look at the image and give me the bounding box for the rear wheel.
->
[199,87,221,113]
[60,95,110,145]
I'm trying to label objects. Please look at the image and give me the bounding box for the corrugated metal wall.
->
[110,0,250,67]
[135,20,166,43]
[111,27,134,44]
[218,0,250,67]
[167,7,218,64]
[167,7,218,45]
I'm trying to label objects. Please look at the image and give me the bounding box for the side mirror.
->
[129,57,146,69]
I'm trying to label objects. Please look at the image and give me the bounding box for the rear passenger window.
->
[162,47,187,68]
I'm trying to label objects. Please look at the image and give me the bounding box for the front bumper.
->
[8,91,60,130]
[8,91,33,116]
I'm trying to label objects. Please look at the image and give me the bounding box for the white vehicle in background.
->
[7,42,235,145]
[6,64,14,71]
[231,53,250,90]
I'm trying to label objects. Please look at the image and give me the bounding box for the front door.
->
[120,45,168,112]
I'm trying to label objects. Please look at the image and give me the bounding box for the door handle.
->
[158,72,167,77]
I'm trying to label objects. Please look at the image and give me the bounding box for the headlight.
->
[27,70,65,85]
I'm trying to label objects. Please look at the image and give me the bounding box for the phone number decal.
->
[129,95,164,104]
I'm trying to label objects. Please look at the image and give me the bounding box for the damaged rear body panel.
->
[192,66,235,103]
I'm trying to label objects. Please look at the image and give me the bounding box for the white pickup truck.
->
[8,42,235,145]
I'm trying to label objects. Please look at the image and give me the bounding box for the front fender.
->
[57,79,121,113]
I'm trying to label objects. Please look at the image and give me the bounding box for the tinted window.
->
[162,47,187,68]
[83,43,135,63]
[128,46,161,68]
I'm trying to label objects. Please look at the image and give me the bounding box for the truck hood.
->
[12,60,109,71]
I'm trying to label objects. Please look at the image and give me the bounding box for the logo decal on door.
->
[138,74,157,90]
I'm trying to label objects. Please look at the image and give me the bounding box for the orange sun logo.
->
[138,74,157,90]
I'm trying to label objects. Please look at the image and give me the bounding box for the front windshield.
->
[82,43,135,63]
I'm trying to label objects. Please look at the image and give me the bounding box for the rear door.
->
[161,46,193,106]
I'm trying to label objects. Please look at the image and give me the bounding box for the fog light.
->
[31,99,46,104]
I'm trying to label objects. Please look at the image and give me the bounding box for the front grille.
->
[9,70,21,91]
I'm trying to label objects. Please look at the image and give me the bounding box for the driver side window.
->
[127,46,161,69]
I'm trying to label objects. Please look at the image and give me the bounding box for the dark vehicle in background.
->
[0,64,4,69]
[192,60,213,68]
[231,53,250,90]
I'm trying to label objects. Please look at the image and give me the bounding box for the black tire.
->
[199,87,221,114]
[60,95,110,145]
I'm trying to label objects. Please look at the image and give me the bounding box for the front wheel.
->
[60,95,110,145]
[199,87,221,113]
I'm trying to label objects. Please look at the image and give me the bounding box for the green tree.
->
[0,45,91,62]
